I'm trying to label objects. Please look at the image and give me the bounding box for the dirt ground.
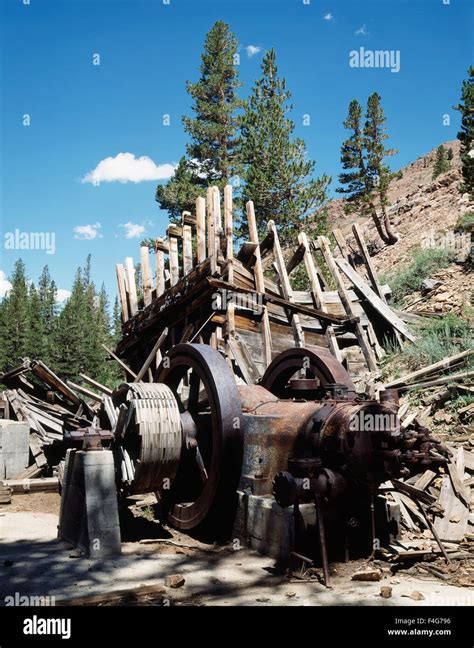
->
[0,492,472,607]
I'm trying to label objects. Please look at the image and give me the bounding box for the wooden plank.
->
[115,263,129,322]
[318,236,378,372]
[135,328,168,382]
[101,344,138,379]
[433,475,469,542]
[414,470,436,491]
[206,187,216,273]
[140,246,153,307]
[246,201,272,368]
[6,477,59,494]
[196,196,206,264]
[268,220,304,347]
[384,350,473,389]
[79,373,114,397]
[398,370,474,392]
[286,244,305,275]
[335,257,417,342]
[182,210,196,227]
[332,228,352,263]
[124,257,138,316]
[67,380,103,402]
[169,237,179,286]
[447,458,470,507]
[182,225,193,275]
[155,239,166,297]
[392,479,436,505]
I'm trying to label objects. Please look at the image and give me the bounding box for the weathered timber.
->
[140,246,153,307]
[124,257,138,317]
[384,349,474,389]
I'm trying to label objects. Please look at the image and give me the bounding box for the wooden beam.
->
[79,373,113,396]
[101,344,138,379]
[246,201,272,368]
[155,239,166,297]
[268,220,304,347]
[335,257,416,342]
[182,224,193,275]
[140,246,153,307]
[115,263,129,322]
[135,328,169,382]
[384,349,473,388]
[67,380,103,402]
[196,196,206,264]
[332,228,352,263]
[206,187,216,273]
[124,257,138,316]
[169,237,179,286]
[224,185,235,339]
[318,236,378,373]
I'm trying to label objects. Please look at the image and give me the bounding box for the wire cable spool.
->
[112,382,182,495]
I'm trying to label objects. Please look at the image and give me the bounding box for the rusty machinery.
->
[88,343,446,583]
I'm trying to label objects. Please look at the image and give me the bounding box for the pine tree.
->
[337,99,365,212]
[156,21,242,220]
[26,283,45,360]
[239,48,330,242]
[455,66,474,199]
[338,93,399,244]
[38,266,58,365]
[432,145,450,179]
[447,147,454,162]
[0,260,30,369]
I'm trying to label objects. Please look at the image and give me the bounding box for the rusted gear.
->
[112,382,182,495]
[157,344,244,535]
[260,346,356,399]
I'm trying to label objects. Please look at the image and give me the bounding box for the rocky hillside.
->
[327,140,472,316]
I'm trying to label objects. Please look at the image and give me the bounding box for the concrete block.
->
[234,491,316,563]
[58,450,121,559]
[0,420,30,479]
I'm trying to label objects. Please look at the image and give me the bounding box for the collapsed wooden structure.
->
[115,185,415,386]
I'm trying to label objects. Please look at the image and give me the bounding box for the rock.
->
[165,574,185,588]
[402,591,425,601]
[380,586,393,598]
[421,279,442,295]
[351,568,382,582]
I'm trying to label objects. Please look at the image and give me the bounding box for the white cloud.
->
[73,222,102,240]
[246,45,261,58]
[56,289,71,303]
[0,270,12,298]
[355,24,368,36]
[324,13,333,21]
[81,153,176,185]
[120,222,146,239]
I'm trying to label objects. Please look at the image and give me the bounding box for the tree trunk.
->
[380,200,399,244]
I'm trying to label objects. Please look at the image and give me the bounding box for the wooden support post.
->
[246,201,272,368]
[212,186,223,267]
[183,225,193,275]
[169,237,179,286]
[332,228,353,265]
[115,263,129,322]
[223,185,235,343]
[268,221,304,348]
[196,196,206,264]
[318,236,378,373]
[140,246,153,307]
[299,232,342,363]
[155,238,166,297]
[206,187,217,274]
[124,257,138,316]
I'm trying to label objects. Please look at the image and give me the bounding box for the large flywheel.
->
[156,344,244,534]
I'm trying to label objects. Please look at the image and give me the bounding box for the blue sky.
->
[0,0,472,302]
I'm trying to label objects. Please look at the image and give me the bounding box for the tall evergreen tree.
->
[38,265,58,365]
[455,66,474,199]
[26,283,45,360]
[0,260,29,369]
[338,93,399,244]
[156,21,242,219]
[239,48,330,242]
[432,145,450,179]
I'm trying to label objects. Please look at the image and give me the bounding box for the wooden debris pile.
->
[0,358,97,477]
[114,186,416,387]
